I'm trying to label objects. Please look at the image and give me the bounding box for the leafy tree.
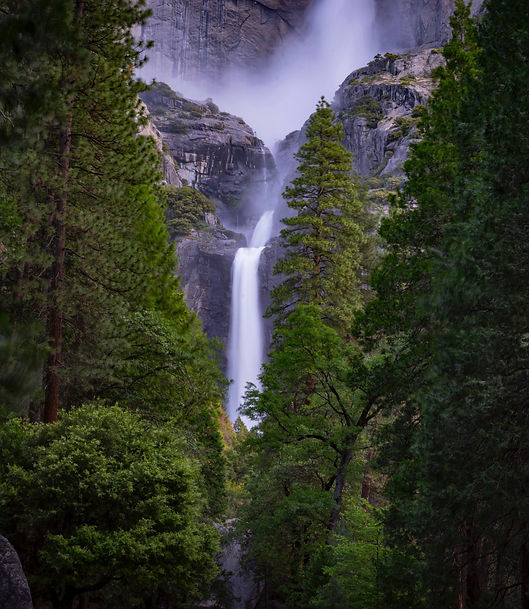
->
[0,403,219,609]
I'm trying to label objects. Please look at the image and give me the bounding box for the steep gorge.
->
[139,0,481,413]
[139,0,484,84]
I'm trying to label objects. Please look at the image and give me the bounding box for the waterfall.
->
[227,209,274,423]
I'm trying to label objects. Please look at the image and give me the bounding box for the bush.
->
[165,185,216,237]
[353,95,383,127]
[387,115,417,142]
[0,404,220,609]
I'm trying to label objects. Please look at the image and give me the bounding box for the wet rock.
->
[174,228,245,370]
[139,0,312,83]
[141,82,276,226]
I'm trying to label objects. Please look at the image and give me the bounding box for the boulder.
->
[0,535,33,609]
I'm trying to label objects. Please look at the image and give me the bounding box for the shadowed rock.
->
[0,535,33,609]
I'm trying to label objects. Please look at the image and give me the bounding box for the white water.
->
[141,0,377,148]
[227,210,275,423]
[138,0,378,423]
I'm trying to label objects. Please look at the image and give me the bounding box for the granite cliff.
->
[139,0,311,83]
[138,0,483,372]
[141,82,275,225]
[375,0,485,51]
[139,0,483,83]
[141,83,276,363]
[275,47,443,215]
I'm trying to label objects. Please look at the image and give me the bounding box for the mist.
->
[141,0,378,148]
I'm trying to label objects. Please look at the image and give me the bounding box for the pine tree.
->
[270,97,370,333]
[241,99,383,606]
[0,0,227,521]
[371,1,529,607]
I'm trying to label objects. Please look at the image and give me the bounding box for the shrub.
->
[0,404,219,609]
[353,95,383,127]
[165,185,216,237]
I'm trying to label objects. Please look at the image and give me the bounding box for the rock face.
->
[140,82,276,226]
[137,1,481,372]
[139,0,483,85]
[175,228,245,370]
[335,48,444,177]
[374,0,485,51]
[275,48,442,189]
[0,535,33,609]
[140,82,279,358]
[139,0,312,83]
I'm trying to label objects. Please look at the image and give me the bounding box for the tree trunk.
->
[522,539,529,609]
[361,447,374,503]
[329,446,354,532]
[43,118,71,423]
[466,538,484,607]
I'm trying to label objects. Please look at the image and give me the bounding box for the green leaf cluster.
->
[0,404,219,609]
[240,99,385,608]
[365,1,529,607]
[165,185,216,237]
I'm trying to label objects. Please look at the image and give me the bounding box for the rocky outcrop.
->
[0,535,33,609]
[335,48,444,177]
[140,82,276,226]
[139,0,312,83]
[140,83,283,360]
[175,227,244,369]
[375,0,485,51]
[276,48,443,180]
[140,103,182,186]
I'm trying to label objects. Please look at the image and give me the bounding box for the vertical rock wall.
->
[140,0,485,84]
[140,0,311,83]
[374,0,485,51]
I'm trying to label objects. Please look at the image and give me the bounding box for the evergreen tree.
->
[270,97,371,332]
[370,2,529,607]
[0,0,227,540]
[241,99,383,607]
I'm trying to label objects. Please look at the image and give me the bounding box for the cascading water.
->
[140,0,377,424]
[227,209,274,423]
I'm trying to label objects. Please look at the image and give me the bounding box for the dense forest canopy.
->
[0,0,528,608]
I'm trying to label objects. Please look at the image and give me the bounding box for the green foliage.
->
[365,1,529,607]
[399,74,417,86]
[0,0,225,606]
[206,99,219,114]
[305,500,386,609]
[270,97,373,332]
[387,116,417,142]
[240,98,384,608]
[182,100,205,115]
[352,94,383,127]
[0,403,219,609]
[165,185,216,237]
[0,314,45,419]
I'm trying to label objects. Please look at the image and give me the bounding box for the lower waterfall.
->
[227,210,275,423]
